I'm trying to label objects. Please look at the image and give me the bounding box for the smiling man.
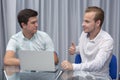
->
[61,6,113,80]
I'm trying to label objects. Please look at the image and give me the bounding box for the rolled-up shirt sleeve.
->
[75,46,79,52]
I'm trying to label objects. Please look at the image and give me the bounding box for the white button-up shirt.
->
[72,29,113,78]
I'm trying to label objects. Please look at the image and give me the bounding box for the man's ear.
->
[96,20,101,27]
[21,23,26,28]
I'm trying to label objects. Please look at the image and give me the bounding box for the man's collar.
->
[21,31,36,40]
[87,29,103,43]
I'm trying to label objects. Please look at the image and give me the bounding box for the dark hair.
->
[17,9,38,28]
[85,6,104,27]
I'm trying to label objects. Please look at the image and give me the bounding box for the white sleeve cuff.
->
[75,46,79,52]
[72,63,81,70]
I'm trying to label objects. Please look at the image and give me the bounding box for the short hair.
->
[85,6,104,27]
[17,9,38,28]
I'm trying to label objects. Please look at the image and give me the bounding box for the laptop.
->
[17,50,56,72]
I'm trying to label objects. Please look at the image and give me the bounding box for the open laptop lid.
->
[17,50,56,72]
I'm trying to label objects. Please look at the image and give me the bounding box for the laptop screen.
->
[17,50,56,72]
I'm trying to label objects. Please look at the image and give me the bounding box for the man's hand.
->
[69,42,76,55]
[61,60,73,70]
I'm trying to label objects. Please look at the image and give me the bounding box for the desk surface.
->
[4,66,111,80]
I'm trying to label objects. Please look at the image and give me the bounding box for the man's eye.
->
[31,22,35,24]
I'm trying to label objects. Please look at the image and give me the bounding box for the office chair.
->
[75,54,117,79]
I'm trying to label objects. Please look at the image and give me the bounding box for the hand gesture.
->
[69,42,76,55]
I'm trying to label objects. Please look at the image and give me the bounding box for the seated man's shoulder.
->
[101,31,113,40]
[11,31,22,39]
[37,30,49,37]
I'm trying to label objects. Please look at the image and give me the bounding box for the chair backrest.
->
[74,54,117,79]
[75,54,81,64]
[109,54,117,79]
